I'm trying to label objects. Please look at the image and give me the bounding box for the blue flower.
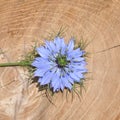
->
[32,37,87,92]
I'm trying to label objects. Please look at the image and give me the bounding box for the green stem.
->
[0,61,31,67]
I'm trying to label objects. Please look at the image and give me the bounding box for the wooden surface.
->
[0,0,120,120]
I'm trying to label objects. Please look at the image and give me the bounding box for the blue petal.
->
[70,64,85,69]
[56,68,61,77]
[51,74,60,92]
[69,72,80,82]
[54,37,61,52]
[54,37,65,52]
[72,48,83,56]
[61,38,66,47]
[32,60,51,69]
[67,39,74,52]
[68,64,86,72]
[72,61,87,65]
[31,57,51,67]
[45,40,51,50]
[81,69,87,73]
[59,78,64,91]
[65,74,74,84]
[72,57,85,62]
[34,68,46,77]
[45,41,55,53]
[61,38,66,55]
[40,71,53,85]
[74,71,84,79]
[61,77,72,90]
[51,66,57,73]
[49,41,56,51]
[67,48,84,59]
[64,67,71,73]
[36,46,50,58]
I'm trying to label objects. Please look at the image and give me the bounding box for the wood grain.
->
[0,0,120,120]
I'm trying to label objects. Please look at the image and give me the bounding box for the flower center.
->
[56,56,67,67]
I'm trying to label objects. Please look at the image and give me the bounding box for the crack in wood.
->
[94,44,120,54]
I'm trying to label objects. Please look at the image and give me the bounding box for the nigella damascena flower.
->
[32,37,87,92]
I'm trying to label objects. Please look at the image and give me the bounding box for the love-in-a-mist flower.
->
[32,37,87,92]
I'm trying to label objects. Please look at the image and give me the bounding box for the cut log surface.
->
[0,0,120,120]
